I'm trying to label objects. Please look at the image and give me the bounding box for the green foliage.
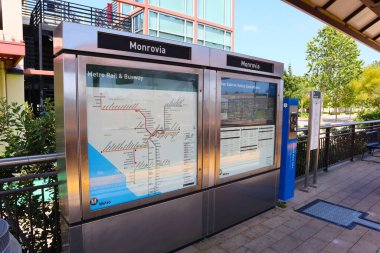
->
[284,65,306,98]
[306,26,363,112]
[0,97,56,174]
[0,97,60,252]
[356,108,380,121]
[283,65,309,110]
[350,66,380,107]
[370,60,380,68]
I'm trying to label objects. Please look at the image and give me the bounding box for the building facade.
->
[116,0,234,51]
[19,0,132,112]
[0,0,25,104]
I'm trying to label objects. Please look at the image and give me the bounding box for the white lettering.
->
[241,60,261,70]
[129,41,167,55]
[130,41,137,50]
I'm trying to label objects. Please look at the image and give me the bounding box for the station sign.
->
[98,32,192,60]
[227,55,274,73]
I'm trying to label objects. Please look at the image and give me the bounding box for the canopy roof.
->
[283,0,380,52]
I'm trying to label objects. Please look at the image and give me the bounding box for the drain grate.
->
[297,199,380,231]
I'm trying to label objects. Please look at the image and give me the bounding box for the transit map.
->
[86,64,198,211]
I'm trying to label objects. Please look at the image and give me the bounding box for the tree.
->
[370,60,380,68]
[350,65,380,107]
[306,26,363,121]
[283,65,308,111]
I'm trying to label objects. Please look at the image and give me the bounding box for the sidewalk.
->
[178,159,380,253]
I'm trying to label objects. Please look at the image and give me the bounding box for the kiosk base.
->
[62,170,278,253]
[211,169,279,234]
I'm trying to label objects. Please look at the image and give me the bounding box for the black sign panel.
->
[227,55,274,73]
[312,91,321,98]
[98,32,192,60]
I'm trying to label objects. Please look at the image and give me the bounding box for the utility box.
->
[279,98,299,201]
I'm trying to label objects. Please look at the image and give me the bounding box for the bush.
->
[356,108,380,121]
[0,97,59,252]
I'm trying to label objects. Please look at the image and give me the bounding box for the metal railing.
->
[295,120,380,178]
[0,153,64,253]
[30,0,132,32]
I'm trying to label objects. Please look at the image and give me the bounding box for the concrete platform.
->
[178,159,380,253]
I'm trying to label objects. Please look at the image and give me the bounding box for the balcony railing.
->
[22,0,38,17]
[29,0,132,32]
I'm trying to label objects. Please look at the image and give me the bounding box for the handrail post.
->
[351,125,355,161]
[324,127,330,172]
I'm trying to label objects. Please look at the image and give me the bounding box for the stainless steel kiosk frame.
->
[54,22,283,253]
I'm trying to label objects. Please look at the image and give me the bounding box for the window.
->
[133,12,144,34]
[149,0,193,16]
[121,3,132,15]
[198,0,232,27]
[197,24,231,51]
[149,11,193,43]
[122,0,144,14]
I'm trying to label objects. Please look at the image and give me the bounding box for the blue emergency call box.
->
[279,98,299,201]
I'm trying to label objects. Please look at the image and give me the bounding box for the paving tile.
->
[241,215,268,227]
[317,190,335,199]
[322,238,357,253]
[202,247,228,253]
[219,225,249,239]
[243,224,272,239]
[279,209,300,219]
[193,236,225,251]
[218,234,251,252]
[337,227,366,244]
[348,238,378,253]
[306,218,328,230]
[283,216,309,230]
[262,215,289,229]
[244,235,277,253]
[260,247,279,253]
[176,245,200,253]
[340,197,362,208]
[290,225,319,241]
[270,235,303,253]
[266,225,294,240]
[361,230,380,248]
[186,160,380,253]
[232,246,251,253]
[291,238,328,253]
[314,225,344,243]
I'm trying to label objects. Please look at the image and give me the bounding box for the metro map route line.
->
[94,94,181,154]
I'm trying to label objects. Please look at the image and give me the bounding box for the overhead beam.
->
[373,32,380,40]
[322,0,336,10]
[343,4,366,23]
[282,0,380,52]
[360,17,380,32]
[361,0,380,16]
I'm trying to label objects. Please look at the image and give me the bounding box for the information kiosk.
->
[54,22,283,253]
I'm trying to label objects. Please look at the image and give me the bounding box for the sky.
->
[72,0,379,76]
